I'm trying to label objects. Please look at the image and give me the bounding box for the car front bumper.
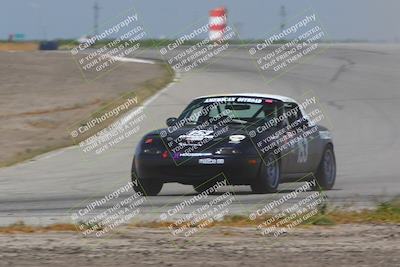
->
[133,153,261,185]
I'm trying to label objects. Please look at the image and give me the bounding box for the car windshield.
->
[178,96,280,125]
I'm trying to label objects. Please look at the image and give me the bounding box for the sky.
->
[1,0,399,42]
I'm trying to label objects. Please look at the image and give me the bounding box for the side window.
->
[284,102,303,126]
[182,105,204,124]
[189,106,204,120]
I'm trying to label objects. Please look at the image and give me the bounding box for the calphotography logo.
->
[158,176,238,238]
[250,178,327,238]
[247,93,328,165]
[249,12,329,77]
[67,97,147,156]
[160,102,235,166]
[70,7,148,80]
[70,181,147,237]
[159,12,237,72]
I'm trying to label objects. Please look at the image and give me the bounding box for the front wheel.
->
[131,157,163,196]
[251,152,280,194]
[314,145,336,190]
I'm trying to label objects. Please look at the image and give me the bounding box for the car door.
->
[283,102,318,173]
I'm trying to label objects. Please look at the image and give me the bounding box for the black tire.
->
[314,145,336,190]
[251,152,280,194]
[132,179,163,196]
[131,157,163,196]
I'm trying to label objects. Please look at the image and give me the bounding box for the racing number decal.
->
[297,137,308,163]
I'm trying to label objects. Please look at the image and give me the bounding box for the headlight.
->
[319,131,331,139]
[215,147,241,155]
[229,135,246,143]
[143,148,162,154]
[144,138,153,144]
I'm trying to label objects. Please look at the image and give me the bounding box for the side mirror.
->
[299,117,313,128]
[166,117,177,127]
[306,118,316,127]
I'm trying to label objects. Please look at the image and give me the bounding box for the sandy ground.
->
[0,51,169,166]
[0,224,399,267]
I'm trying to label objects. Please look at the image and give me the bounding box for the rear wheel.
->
[251,152,280,194]
[314,146,336,190]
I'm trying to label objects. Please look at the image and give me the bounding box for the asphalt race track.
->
[1,44,400,225]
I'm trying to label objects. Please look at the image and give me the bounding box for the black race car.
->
[131,93,336,196]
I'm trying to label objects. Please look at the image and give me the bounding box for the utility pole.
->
[233,22,243,40]
[93,1,100,35]
[280,5,286,32]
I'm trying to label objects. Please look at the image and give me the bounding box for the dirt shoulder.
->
[0,224,398,267]
[0,51,173,167]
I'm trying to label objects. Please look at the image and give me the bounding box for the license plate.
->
[198,158,224,164]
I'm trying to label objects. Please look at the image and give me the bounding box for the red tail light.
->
[162,151,169,159]
[248,159,257,165]
[145,138,153,144]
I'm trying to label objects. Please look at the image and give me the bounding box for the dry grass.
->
[0,100,102,118]
[0,42,39,51]
[2,198,399,234]
[0,62,173,168]
[131,197,400,228]
[324,201,400,224]
[0,221,78,234]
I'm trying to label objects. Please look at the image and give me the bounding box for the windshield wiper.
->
[227,119,248,124]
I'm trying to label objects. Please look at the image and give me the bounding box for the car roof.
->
[194,93,298,103]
